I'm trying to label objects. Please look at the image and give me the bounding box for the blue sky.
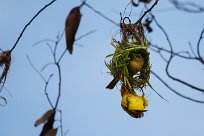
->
[0,0,204,136]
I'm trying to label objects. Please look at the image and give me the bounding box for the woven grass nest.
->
[105,38,151,90]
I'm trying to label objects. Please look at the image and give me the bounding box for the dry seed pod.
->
[35,109,54,127]
[39,111,55,136]
[44,128,58,136]
[0,51,11,84]
[139,0,151,3]
[65,6,81,54]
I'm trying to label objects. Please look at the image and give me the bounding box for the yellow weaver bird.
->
[120,85,148,118]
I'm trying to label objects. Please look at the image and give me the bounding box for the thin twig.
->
[188,42,197,58]
[46,43,55,57]
[148,4,204,100]
[149,11,204,92]
[165,55,204,93]
[27,56,46,82]
[53,32,64,62]
[197,28,204,64]
[168,0,204,13]
[32,39,56,47]
[83,2,118,26]
[59,110,64,136]
[27,56,54,108]
[4,87,13,98]
[41,62,55,72]
[10,0,57,52]
[136,0,159,24]
[44,74,55,108]
[151,70,204,103]
[58,30,97,63]
[64,129,70,136]
[150,13,174,52]
[76,29,97,41]
[149,43,197,60]
[0,96,7,106]
[54,63,62,109]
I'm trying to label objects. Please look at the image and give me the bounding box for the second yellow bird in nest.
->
[106,54,144,89]
[128,54,144,76]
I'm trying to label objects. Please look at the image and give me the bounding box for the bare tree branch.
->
[168,0,204,13]
[0,96,7,106]
[147,5,204,99]
[151,70,204,103]
[10,0,57,52]
[136,0,159,24]
[83,2,118,26]
[27,56,46,83]
[165,55,204,93]
[197,28,204,64]
[27,56,54,108]
[149,43,197,60]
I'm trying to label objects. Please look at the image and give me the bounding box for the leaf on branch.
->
[65,6,81,54]
[39,110,55,136]
[44,128,58,136]
[0,50,11,86]
[34,109,54,127]
[139,0,151,3]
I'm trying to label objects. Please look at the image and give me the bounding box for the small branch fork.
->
[28,28,95,135]
[136,0,159,24]
[27,31,64,135]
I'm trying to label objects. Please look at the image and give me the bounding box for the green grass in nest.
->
[105,38,151,90]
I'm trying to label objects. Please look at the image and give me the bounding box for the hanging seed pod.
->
[39,110,56,136]
[139,0,151,3]
[0,50,11,85]
[65,6,81,54]
[35,109,54,127]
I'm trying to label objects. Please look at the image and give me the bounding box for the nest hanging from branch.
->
[105,16,154,118]
[106,16,151,91]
